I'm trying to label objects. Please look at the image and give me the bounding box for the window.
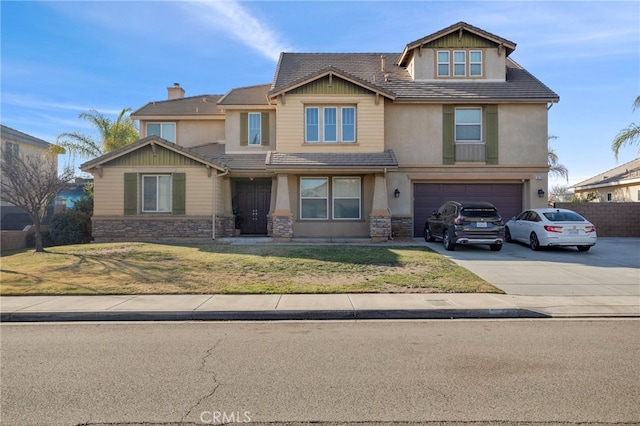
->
[333,177,361,219]
[248,113,261,145]
[437,51,450,76]
[300,177,361,220]
[4,142,19,163]
[607,192,612,202]
[300,177,328,219]
[469,50,482,76]
[455,108,482,141]
[147,123,176,143]
[453,51,466,76]
[142,175,172,212]
[305,106,356,143]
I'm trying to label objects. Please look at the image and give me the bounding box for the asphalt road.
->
[2,320,639,425]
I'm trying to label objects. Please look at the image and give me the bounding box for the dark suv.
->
[424,201,505,251]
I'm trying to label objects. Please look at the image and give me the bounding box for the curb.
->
[0,308,550,322]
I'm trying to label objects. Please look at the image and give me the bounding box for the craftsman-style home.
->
[81,22,559,241]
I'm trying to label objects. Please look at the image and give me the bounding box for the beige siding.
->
[224,110,275,153]
[498,104,548,165]
[93,166,214,216]
[275,94,384,153]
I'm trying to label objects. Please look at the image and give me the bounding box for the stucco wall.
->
[177,120,225,147]
[575,185,640,202]
[498,104,548,165]
[554,202,640,237]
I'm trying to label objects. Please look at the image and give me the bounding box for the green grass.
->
[0,242,501,295]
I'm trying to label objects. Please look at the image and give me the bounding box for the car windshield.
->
[542,211,585,222]
[461,208,498,218]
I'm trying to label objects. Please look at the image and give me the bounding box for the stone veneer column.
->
[369,173,392,241]
[271,174,293,241]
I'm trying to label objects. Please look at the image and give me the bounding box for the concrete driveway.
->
[420,237,640,297]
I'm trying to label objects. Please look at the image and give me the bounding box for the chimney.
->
[380,55,385,72]
[167,83,185,100]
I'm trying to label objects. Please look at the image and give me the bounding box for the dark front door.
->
[235,179,272,235]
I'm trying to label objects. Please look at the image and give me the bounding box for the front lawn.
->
[0,242,501,295]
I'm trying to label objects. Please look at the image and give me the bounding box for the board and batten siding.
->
[93,166,214,216]
[275,93,385,153]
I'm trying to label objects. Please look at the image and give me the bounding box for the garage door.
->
[413,183,523,237]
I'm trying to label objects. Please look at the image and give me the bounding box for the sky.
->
[1,0,639,190]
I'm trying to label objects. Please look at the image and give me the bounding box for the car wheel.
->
[505,227,512,243]
[443,230,455,251]
[424,225,435,242]
[490,243,502,251]
[529,232,540,251]
[577,245,591,252]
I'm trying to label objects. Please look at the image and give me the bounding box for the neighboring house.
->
[81,22,559,242]
[571,158,640,202]
[0,125,57,230]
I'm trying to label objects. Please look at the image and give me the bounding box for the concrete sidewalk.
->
[2,292,639,322]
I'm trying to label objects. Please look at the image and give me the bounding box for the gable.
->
[103,144,204,167]
[421,30,498,49]
[287,75,373,96]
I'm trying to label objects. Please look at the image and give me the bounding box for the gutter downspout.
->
[212,169,230,240]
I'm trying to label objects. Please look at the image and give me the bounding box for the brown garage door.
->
[413,183,523,237]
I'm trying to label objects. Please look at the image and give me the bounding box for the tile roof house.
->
[571,158,640,202]
[81,22,559,242]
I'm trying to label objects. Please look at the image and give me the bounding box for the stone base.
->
[271,215,293,239]
[369,214,391,240]
[92,216,214,241]
[391,216,413,239]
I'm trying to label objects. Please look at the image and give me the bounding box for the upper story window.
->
[248,112,262,145]
[4,141,19,163]
[147,123,176,143]
[437,50,482,78]
[305,106,356,143]
[142,175,172,213]
[455,108,482,142]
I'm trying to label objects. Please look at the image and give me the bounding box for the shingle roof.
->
[0,125,51,149]
[266,150,398,169]
[218,84,272,106]
[269,52,558,103]
[571,158,640,190]
[189,144,268,171]
[131,95,224,117]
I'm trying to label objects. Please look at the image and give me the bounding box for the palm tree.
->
[56,108,138,159]
[612,95,640,160]
[548,137,569,181]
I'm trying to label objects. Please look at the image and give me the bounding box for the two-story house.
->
[81,22,559,242]
[0,125,58,230]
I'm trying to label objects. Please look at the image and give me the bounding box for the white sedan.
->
[505,208,597,251]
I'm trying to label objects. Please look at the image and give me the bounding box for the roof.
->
[266,150,398,170]
[269,54,559,103]
[571,158,640,190]
[0,125,52,149]
[80,136,227,172]
[398,21,517,65]
[131,95,224,117]
[218,84,272,106]
[188,144,268,171]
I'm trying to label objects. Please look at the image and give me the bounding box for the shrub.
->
[49,210,91,246]
[26,229,54,248]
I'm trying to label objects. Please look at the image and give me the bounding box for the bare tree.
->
[1,146,74,252]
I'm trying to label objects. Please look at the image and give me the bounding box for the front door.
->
[234,179,272,235]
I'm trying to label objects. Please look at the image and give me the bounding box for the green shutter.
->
[261,112,270,146]
[172,172,186,215]
[124,173,137,215]
[442,105,455,165]
[485,104,498,164]
[240,113,248,146]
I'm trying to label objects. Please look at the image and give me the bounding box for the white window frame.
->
[300,177,328,220]
[469,50,483,76]
[142,175,172,213]
[455,107,483,142]
[304,106,357,143]
[332,177,361,220]
[146,122,176,143]
[453,50,466,76]
[437,51,450,77]
[248,112,262,146]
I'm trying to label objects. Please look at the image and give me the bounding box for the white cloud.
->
[182,0,292,61]
[2,93,124,116]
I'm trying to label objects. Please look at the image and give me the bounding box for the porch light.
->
[394,188,400,198]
